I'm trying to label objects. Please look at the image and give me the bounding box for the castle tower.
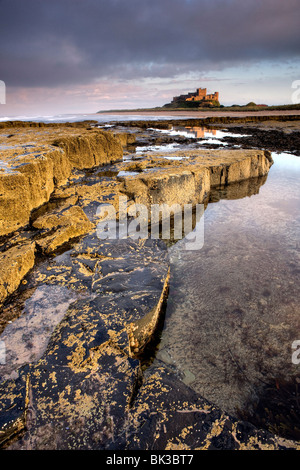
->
[196,88,207,100]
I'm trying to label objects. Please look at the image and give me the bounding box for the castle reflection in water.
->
[183,126,217,139]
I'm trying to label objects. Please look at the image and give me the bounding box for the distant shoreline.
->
[97,109,300,118]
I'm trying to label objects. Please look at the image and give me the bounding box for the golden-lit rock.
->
[121,148,273,210]
[0,126,123,236]
[52,131,123,169]
[34,205,94,254]
[0,242,35,306]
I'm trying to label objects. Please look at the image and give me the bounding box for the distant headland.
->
[98,85,300,114]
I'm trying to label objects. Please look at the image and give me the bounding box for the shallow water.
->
[136,142,182,154]
[155,152,300,419]
[117,170,140,177]
[152,125,248,144]
[0,285,78,380]
[0,112,189,124]
[135,125,249,154]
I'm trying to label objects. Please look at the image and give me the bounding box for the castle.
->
[172,87,219,105]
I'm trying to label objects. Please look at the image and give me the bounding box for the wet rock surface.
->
[125,363,297,450]
[219,127,300,156]
[0,118,299,450]
[0,235,170,449]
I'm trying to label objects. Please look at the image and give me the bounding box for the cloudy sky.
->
[0,0,299,117]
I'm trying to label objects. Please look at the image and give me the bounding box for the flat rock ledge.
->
[120,148,273,210]
[0,125,124,237]
[0,125,273,309]
[0,234,298,450]
[1,123,297,450]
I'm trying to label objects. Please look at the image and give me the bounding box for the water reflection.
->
[0,285,77,381]
[208,175,268,203]
[134,126,245,155]
[152,125,248,142]
[155,152,300,429]
[184,127,217,139]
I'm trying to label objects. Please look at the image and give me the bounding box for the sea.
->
[0,112,186,124]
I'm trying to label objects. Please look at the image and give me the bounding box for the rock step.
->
[0,129,123,237]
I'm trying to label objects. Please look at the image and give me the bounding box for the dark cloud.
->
[0,0,299,87]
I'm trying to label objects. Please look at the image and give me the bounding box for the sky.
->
[0,0,300,117]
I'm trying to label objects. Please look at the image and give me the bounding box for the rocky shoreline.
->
[0,118,299,450]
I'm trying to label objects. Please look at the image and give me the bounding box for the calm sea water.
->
[155,151,300,420]
[0,112,186,124]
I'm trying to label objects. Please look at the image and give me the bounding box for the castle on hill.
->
[171,87,219,106]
